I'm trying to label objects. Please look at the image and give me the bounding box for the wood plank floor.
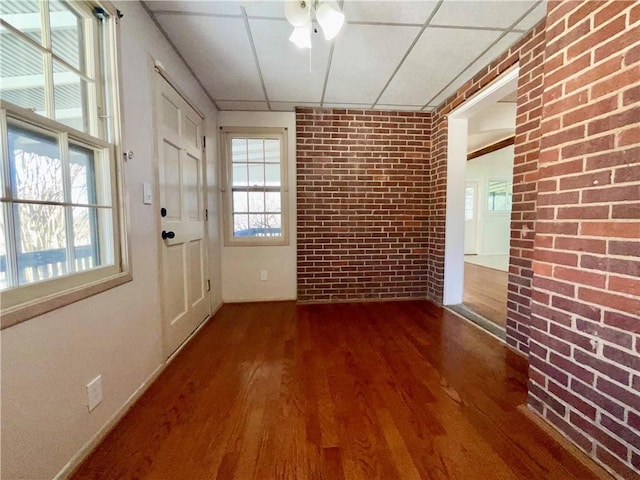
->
[463,262,509,327]
[71,301,604,480]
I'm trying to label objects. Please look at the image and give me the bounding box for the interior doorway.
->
[443,67,518,339]
[463,140,515,327]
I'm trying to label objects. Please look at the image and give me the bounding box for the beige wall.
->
[0,2,221,478]
[218,111,297,302]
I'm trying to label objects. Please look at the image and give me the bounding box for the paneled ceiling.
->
[142,0,547,112]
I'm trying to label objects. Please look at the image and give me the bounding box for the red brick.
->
[556,205,610,219]
[607,240,640,257]
[571,377,626,420]
[578,286,640,315]
[554,236,606,254]
[596,445,638,479]
[608,275,640,296]
[611,203,640,219]
[551,295,601,321]
[580,221,640,238]
[603,311,640,334]
[597,377,640,411]
[554,266,606,288]
[581,254,640,276]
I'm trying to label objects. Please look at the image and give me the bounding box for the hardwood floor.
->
[72,301,605,480]
[463,261,509,327]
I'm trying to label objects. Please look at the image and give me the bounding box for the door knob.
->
[162,230,175,240]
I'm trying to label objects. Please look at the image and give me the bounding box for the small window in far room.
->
[220,128,288,246]
[487,180,513,212]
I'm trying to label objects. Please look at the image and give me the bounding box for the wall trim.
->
[518,405,616,480]
[55,301,223,480]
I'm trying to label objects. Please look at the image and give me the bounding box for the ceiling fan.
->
[284,0,345,48]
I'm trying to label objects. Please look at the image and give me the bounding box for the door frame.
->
[443,66,519,305]
[150,58,211,358]
[464,181,479,255]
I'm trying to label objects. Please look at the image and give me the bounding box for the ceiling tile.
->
[244,1,286,18]
[512,1,546,32]
[426,31,522,107]
[145,0,243,16]
[270,101,320,111]
[155,14,265,101]
[325,23,420,104]
[430,0,538,29]
[374,104,424,111]
[249,19,331,103]
[323,103,373,109]
[343,1,439,25]
[378,27,501,106]
[217,100,270,111]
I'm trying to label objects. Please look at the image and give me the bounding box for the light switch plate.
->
[143,182,152,205]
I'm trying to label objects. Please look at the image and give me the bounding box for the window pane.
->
[49,0,84,71]
[247,138,263,162]
[265,192,281,213]
[231,139,247,163]
[265,164,281,186]
[9,123,64,202]
[487,181,512,211]
[0,205,9,290]
[54,61,88,132]
[465,186,474,221]
[69,143,97,205]
[248,164,264,186]
[264,139,280,163]
[0,26,46,115]
[96,208,114,266]
[248,192,264,213]
[0,0,43,45]
[14,203,68,285]
[233,191,248,213]
[232,164,248,186]
[72,206,99,272]
[265,214,281,236]
[248,213,264,231]
[233,214,249,237]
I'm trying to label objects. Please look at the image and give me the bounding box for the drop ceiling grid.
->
[377,27,504,106]
[323,23,421,105]
[421,0,545,109]
[145,0,546,112]
[249,18,331,103]
[154,13,265,101]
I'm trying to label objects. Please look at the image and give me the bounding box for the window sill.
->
[224,238,290,247]
[1,271,133,330]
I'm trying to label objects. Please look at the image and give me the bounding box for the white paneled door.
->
[155,74,209,357]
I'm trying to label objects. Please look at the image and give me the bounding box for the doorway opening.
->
[442,67,518,339]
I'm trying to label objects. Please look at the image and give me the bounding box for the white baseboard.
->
[53,362,165,480]
[54,300,224,479]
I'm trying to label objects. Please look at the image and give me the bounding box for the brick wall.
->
[296,109,431,302]
[527,1,640,479]
[430,23,547,354]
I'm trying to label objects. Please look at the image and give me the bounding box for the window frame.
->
[0,1,130,329]
[220,127,289,247]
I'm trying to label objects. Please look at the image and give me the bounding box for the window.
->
[221,127,288,246]
[0,0,128,328]
[487,180,513,212]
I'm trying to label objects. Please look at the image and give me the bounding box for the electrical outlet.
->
[260,270,267,281]
[87,375,103,412]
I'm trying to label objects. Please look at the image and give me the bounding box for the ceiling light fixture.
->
[284,0,345,49]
